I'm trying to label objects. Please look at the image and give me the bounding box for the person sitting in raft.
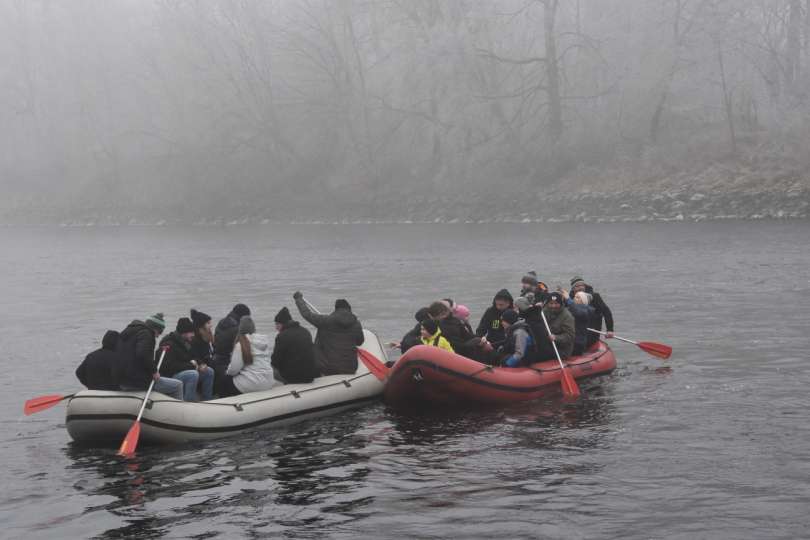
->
[388,307,430,354]
[430,301,488,359]
[514,296,556,361]
[75,330,120,390]
[519,271,539,304]
[271,307,320,384]
[420,319,454,353]
[212,303,251,392]
[535,280,550,304]
[219,316,278,397]
[118,313,184,400]
[542,292,576,359]
[475,289,513,347]
[189,308,214,368]
[294,292,365,375]
[158,317,215,401]
[453,304,474,335]
[568,292,596,356]
[498,309,539,367]
[568,276,614,348]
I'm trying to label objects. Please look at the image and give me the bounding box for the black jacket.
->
[157,332,195,377]
[439,315,475,356]
[117,320,157,388]
[568,304,596,356]
[295,298,364,375]
[76,330,120,390]
[213,311,241,367]
[189,333,213,365]
[475,289,513,345]
[399,323,423,354]
[271,321,320,384]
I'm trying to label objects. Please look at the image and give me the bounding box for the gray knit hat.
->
[238,315,256,335]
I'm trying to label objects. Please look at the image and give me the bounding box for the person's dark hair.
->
[421,319,439,335]
[442,298,454,308]
[232,303,251,319]
[428,301,451,318]
[414,307,431,323]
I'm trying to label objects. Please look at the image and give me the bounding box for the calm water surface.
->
[1,222,809,539]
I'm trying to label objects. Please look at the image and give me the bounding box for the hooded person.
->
[294,292,365,375]
[158,317,215,401]
[389,307,430,355]
[475,289,514,346]
[542,292,576,359]
[568,291,596,356]
[75,330,120,390]
[117,313,184,400]
[419,318,454,353]
[569,277,614,347]
[498,309,539,367]
[219,316,278,396]
[271,307,320,384]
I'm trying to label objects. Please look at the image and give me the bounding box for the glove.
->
[293,291,303,300]
[504,355,520,368]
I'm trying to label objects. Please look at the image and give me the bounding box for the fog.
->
[2,1,808,223]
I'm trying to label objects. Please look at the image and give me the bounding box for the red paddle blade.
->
[358,348,389,381]
[560,367,581,399]
[24,394,66,415]
[117,421,141,458]
[638,341,672,360]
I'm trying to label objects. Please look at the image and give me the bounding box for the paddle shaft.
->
[588,328,635,345]
[133,348,168,424]
[540,310,566,372]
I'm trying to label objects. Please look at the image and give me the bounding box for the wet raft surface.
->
[2,222,810,539]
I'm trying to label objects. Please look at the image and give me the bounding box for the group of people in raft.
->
[388,273,614,367]
[75,293,362,401]
[74,275,613,400]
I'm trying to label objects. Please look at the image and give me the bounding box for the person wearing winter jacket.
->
[271,307,320,384]
[189,308,214,366]
[219,316,279,396]
[75,330,120,390]
[388,307,430,354]
[294,293,365,375]
[542,293,576,359]
[519,271,539,304]
[499,309,539,367]
[158,317,215,401]
[569,277,614,348]
[475,289,513,347]
[568,292,596,356]
[212,303,251,393]
[419,319,454,353]
[429,301,477,356]
[117,313,183,400]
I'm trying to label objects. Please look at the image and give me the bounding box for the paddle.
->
[587,329,672,360]
[541,310,580,399]
[117,346,168,458]
[300,297,389,381]
[24,393,74,415]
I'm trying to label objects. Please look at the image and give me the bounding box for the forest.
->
[2,0,808,223]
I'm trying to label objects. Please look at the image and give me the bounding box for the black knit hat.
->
[500,309,519,325]
[274,307,292,324]
[547,292,565,305]
[190,309,211,329]
[176,317,194,334]
[570,276,585,287]
[335,299,351,311]
[421,319,439,335]
[232,303,251,319]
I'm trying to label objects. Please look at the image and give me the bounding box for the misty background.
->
[2,0,809,223]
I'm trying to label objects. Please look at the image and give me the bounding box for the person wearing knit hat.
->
[541,291,576,359]
[568,277,615,345]
[190,309,212,330]
[499,308,540,367]
[271,307,320,384]
[145,313,166,335]
[157,317,215,401]
[475,289,514,347]
[117,314,184,400]
[294,292,365,376]
[238,315,256,336]
[212,303,252,393]
[500,309,519,326]
[420,319,454,353]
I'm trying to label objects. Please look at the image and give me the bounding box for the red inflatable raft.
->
[384,341,616,406]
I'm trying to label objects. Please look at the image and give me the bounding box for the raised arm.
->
[294,295,329,328]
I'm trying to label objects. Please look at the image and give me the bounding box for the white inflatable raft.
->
[66,329,388,445]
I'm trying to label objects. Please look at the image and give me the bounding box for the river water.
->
[0,222,808,539]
